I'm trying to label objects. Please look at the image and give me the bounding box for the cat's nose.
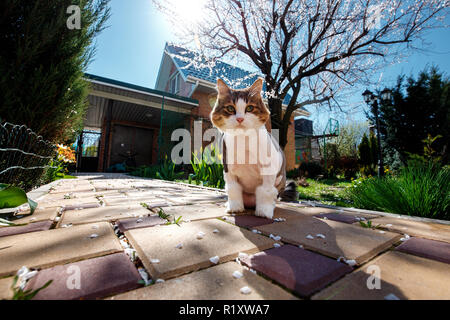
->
[236,117,244,123]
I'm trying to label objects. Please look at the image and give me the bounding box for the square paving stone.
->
[395,237,450,264]
[39,197,100,209]
[58,205,151,226]
[152,203,229,222]
[104,196,173,207]
[108,261,298,300]
[117,215,167,232]
[312,251,450,300]
[314,213,361,224]
[168,193,228,205]
[240,245,352,297]
[0,222,122,277]
[370,216,450,243]
[0,221,53,238]
[222,215,274,229]
[256,216,401,265]
[125,219,275,280]
[25,253,141,300]
[7,207,59,224]
[0,277,14,300]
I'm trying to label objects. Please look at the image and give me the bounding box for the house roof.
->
[85,73,199,106]
[165,44,308,113]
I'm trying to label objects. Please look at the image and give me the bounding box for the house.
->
[76,43,310,172]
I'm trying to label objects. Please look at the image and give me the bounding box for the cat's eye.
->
[246,105,255,112]
[225,105,235,113]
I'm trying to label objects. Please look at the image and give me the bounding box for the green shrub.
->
[190,146,225,189]
[156,156,184,181]
[346,161,449,220]
[299,161,323,178]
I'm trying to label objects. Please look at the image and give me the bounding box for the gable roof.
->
[165,43,308,113]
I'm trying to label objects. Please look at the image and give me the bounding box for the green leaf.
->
[0,184,38,215]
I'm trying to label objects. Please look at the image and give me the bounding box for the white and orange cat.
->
[210,78,287,219]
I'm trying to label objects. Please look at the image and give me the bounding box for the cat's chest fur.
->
[223,129,282,193]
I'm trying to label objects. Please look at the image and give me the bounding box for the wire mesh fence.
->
[0,122,56,191]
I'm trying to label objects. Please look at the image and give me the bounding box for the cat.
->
[210,77,293,219]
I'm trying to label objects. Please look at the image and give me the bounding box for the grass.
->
[296,178,353,207]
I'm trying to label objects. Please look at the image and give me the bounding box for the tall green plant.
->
[346,162,449,220]
[189,145,225,189]
[156,156,184,181]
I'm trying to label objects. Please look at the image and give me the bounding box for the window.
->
[169,72,180,94]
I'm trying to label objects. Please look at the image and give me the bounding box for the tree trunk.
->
[267,97,288,150]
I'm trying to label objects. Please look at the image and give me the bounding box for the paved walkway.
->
[0,174,449,300]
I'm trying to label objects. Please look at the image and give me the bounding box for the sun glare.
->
[171,0,207,25]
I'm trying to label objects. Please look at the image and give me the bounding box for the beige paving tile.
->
[256,216,401,265]
[369,216,450,243]
[108,261,298,300]
[58,205,151,226]
[7,207,60,224]
[0,222,122,276]
[38,197,99,209]
[312,251,450,300]
[155,203,229,222]
[0,277,14,300]
[125,219,275,279]
[277,204,379,218]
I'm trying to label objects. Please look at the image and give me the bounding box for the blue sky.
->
[87,0,450,132]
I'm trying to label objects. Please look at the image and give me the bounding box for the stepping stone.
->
[395,237,450,264]
[370,216,450,243]
[49,187,95,194]
[314,213,361,224]
[39,197,100,209]
[125,219,275,279]
[151,203,228,222]
[222,215,273,228]
[0,222,122,277]
[62,203,101,211]
[6,207,59,224]
[58,205,150,226]
[313,251,450,300]
[25,253,141,300]
[255,216,401,265]
[108,261,298,300]
[0,277,14,300]
[168,193,227,205]
[0,221,53,238]
[239,245,352,297]
[117,215,167,232]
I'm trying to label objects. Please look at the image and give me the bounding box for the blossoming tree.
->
[154,0,449,149]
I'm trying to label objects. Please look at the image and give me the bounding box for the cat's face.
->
[210,78,270,132]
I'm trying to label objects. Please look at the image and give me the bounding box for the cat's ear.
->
[248,78,264,97]
[216,79,230,96]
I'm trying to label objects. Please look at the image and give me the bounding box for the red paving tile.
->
[0,221,53,238]
[395,237,450,264]
[314,213,360,224]
[25,253,141,300]
[239,244,352,297]
[222,215,274,228]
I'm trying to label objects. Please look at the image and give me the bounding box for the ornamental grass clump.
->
[346,161,449,220]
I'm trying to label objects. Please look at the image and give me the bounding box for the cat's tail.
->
[278,180,299,202]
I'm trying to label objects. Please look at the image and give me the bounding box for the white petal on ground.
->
[155,279,165,283]
[196,231,206,239]
[89,234,99,239]
[137,267,151,286]
[252,229,258,233]
[273,243,281,248]
[306,234,314,240]
[232,271,243,279]
[209,256,219,264]
[345,259,357,266]
[175,243,183,249]
[316,234,326,239]
[136,218,143,223]
[238,252,248,260]
[150,258,160,264]
[379,231,386,234]
[240,286,252,295]
[298,245,304,249]
[212,229,220,233]
[386,224,393,227]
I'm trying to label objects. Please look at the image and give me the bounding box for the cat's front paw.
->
[255,204,274,219]
[227,200,245,213]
